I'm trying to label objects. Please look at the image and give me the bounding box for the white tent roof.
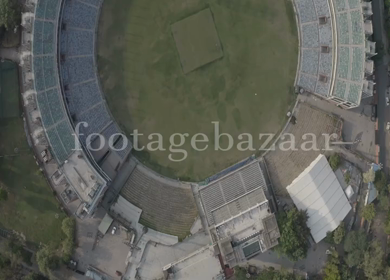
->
[286,154,351,243]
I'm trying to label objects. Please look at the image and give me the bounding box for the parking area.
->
[67,208,131,280]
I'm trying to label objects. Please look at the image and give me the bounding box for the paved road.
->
[365,0,389,258]
[250,241,329,275]
[372,0,389,169]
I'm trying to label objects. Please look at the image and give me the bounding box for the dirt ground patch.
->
[265,103,342,196]
[171,8,223,73]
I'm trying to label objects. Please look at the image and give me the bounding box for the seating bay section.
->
[59,0,132,179]
[295,0,372,108]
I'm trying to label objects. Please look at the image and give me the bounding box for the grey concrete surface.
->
[0,47,20,63]
[249,240,329,275]
[298,94,376,163]
[69,208,131,280]
[137,232,210,280]
[101,157,137,210]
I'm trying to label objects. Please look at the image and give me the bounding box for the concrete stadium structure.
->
[19,0,373,220]
[196,161,280,267]
[19,0,135,218]
[16,0,374,278]
[295,0,375,108]
[20,0,112,218]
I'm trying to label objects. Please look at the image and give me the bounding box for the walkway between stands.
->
[101,157,137,210]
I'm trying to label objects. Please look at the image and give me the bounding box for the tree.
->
[324,231,335,244]
[0,253,10,269]
[379,193,390,211]
[363,241,385,280]
[35,247,58,276]
[61,217,75,263]
[0,0,18,30]
[362,204,376,222]
[61,217,75,239]
[0,252,13,280]
[62,238,74,263]
[324,250,341,280]
[0,188,7,201]
[333,222,345,245]
[374,171,387,193]
[329,154,340,170]
[340,264,352,280]
[363,169,375,183]
[344,172,351,184]
[344,230,368,267]
[23,273,47,280]
[385,220,390,235]
[233,267,247,280]
[275,209,310,262]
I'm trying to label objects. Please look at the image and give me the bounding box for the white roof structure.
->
[286,154,351,243]
[199,161,267,227]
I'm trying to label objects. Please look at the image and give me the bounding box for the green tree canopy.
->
[0,253,10,269]
[61,217,75,240]
[324,231,335,244]
[23,272,47,280]
[333,222,345,245]
[374,171,387,193]
[0,188,7,201]
[344,230,368,267]
[324,250,341,280]
[379,193,390,211]
[329,154,341,170]
[385,211,390,235]
[275,209,310,262]
[363,241,385,280]
[363,169,375,184]
[362,204,376,222]
[235,266,303,280]
[0,0,18,30]
[36,247,58,276]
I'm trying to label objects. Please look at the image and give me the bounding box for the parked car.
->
[387,97,390,106]
[111,226,117,235]
[371,105,377,122]
[387,122,390,131]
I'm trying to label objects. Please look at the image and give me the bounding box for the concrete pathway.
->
[251,240,329,275]
[0,47,20,63]
[101,157,137,210]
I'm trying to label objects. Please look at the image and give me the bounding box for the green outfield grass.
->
[97,0,298,181]
[0,61,20,119]
[0,61,65,247]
